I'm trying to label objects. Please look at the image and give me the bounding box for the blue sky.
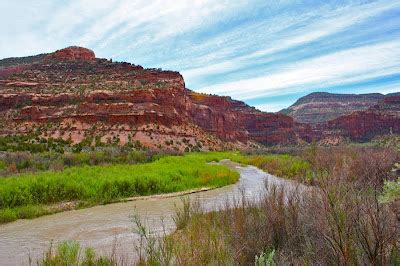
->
[1,0,399,112]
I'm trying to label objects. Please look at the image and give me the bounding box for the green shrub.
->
[381,178,400,203]
[255,249,276,266]
[0,153,239,222]
[229,154,312,181]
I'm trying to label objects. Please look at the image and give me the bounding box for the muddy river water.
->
[0,160,298,265]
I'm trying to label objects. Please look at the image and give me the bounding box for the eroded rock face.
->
[281,92,385,124]
[309,96,400,142]
[0,46,398,149]
[47,46,96,61]
[187,92,303,145]
[0,46,303,148]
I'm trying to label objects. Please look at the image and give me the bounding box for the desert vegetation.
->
[39,145,400,265]
[131,145,400,265]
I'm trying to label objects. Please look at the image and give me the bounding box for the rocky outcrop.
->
[0,47,398,149]
[280,92,385,124]
[0,43,302,149]
[187,92,299,145]
[46,46,96,61]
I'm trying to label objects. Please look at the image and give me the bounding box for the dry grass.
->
[134,146,400,265]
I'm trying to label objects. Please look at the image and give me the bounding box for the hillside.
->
[280,92,386,123]
[1,46,399,149]
[313,95,400,143]
[0,46,302,151]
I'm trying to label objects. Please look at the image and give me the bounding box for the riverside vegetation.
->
[127,146,399,265]
[0,148,314,223]
[1,140,399,264]
[37,144,400,265]
[0,152,240,223]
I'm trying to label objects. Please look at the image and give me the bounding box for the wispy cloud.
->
[197,41,400,100]
[0,0,399,110]
[182,1,400,81]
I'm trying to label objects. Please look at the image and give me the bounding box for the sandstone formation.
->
[280,92,386,124]
[0,46,295,150]
[313,95,400,142]
[47,46,96,61]
[0,46,399,149]
[287,94,400,145]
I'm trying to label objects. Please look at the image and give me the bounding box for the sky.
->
[1,0,399,112]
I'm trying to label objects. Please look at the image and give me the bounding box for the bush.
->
[7,162,17,173]
[134,147,399,265]
[302,146,398,187]
[136,180,399,265]
[0,148,155,176]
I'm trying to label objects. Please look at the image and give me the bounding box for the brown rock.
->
[47,46,96,61]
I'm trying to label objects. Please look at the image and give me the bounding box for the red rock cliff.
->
[1,46,397,148]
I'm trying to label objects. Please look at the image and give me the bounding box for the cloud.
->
[253,102,290,113]
[0,0,399,110]
[182,0,400,80]
[197,40,400,100]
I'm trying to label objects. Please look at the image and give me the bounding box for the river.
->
[0,160,295,265]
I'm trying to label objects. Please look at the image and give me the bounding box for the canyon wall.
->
[0,46,398,149]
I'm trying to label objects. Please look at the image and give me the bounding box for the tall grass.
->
[0,153,239,223]
[38,241,116,265]
[228,153,313,182]
[0,149,155,176]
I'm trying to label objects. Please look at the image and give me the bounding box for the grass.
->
[0,151,311,223]
[227,153,313,182]
[38,241,115,266]
[0,152,239,223]
[0,205,51,223]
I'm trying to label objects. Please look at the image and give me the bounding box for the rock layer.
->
[0,47,399,149]
[0,47,308,149]
[280,92,386,124]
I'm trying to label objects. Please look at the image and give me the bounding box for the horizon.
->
[1,0,400,111]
